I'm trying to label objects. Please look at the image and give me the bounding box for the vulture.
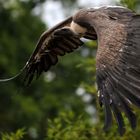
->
[0,6,140,135]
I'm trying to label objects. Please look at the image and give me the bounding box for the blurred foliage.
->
[1,129,25,140]
[46,110,140,140]
[0,0,140,140]
[119,0,140,11]
[47,111,95,140]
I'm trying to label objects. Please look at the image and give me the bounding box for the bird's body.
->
[0,6,140,135]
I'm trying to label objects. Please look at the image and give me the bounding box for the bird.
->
[0,6,140,135]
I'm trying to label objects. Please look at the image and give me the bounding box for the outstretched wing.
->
[0,17,83,85]
[96,15,140,135]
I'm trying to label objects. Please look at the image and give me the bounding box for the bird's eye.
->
[108,12,118,20]
[109,15,118,20]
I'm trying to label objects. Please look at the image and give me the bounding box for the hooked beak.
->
[70,21,97,40]
[70,21,87,37]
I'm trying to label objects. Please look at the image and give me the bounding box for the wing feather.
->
[96,14,140,134]
[97,73,113,131]
[117,93,137,130]
[0,17,83,85]
[111,102,125,136]
[28,17,72,62]
[24,30,83,85]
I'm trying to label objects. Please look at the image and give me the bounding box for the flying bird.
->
[0,6,140,135]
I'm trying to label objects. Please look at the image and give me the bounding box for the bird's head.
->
[54,23,90,39]
[70,9,98,40]
[54,6,134,41]
[70,6,134,39]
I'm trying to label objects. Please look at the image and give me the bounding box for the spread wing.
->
[0,17,83,85]
[96,15,140,135]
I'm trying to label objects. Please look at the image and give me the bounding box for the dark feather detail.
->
[106,71,137,130]
[102,91,113,131]
[0,16,73,84]
[23,27,83,85]
[48,52,58,65]
[108,68,140,107]
[52,47,66,56]
[57,43,73,53]
[41,54,51,71]
[103,98,112,132]
[111,103,125,136]
[117,93,137,130]
[84,31,97,40]
[96,75,113,131]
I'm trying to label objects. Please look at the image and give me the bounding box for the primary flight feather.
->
[0,6,140,135]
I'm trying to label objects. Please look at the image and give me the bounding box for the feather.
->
[107,75,137,130]
[57,43,73,53]
[96,75,113,131]
[48,52,58,65]
[117,93,137,130]
[102,91,113,131]
[108,69,140,107]
[0,17,73,84]
[111,103,125,136]
[52,47,65,56]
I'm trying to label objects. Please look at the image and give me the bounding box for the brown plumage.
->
[0,6,140,135]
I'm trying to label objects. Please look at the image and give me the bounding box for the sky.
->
[41,0,117,27]
[77,0,115,7]
[42,0,65,27]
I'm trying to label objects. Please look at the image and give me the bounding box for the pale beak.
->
[70,21,87,37]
